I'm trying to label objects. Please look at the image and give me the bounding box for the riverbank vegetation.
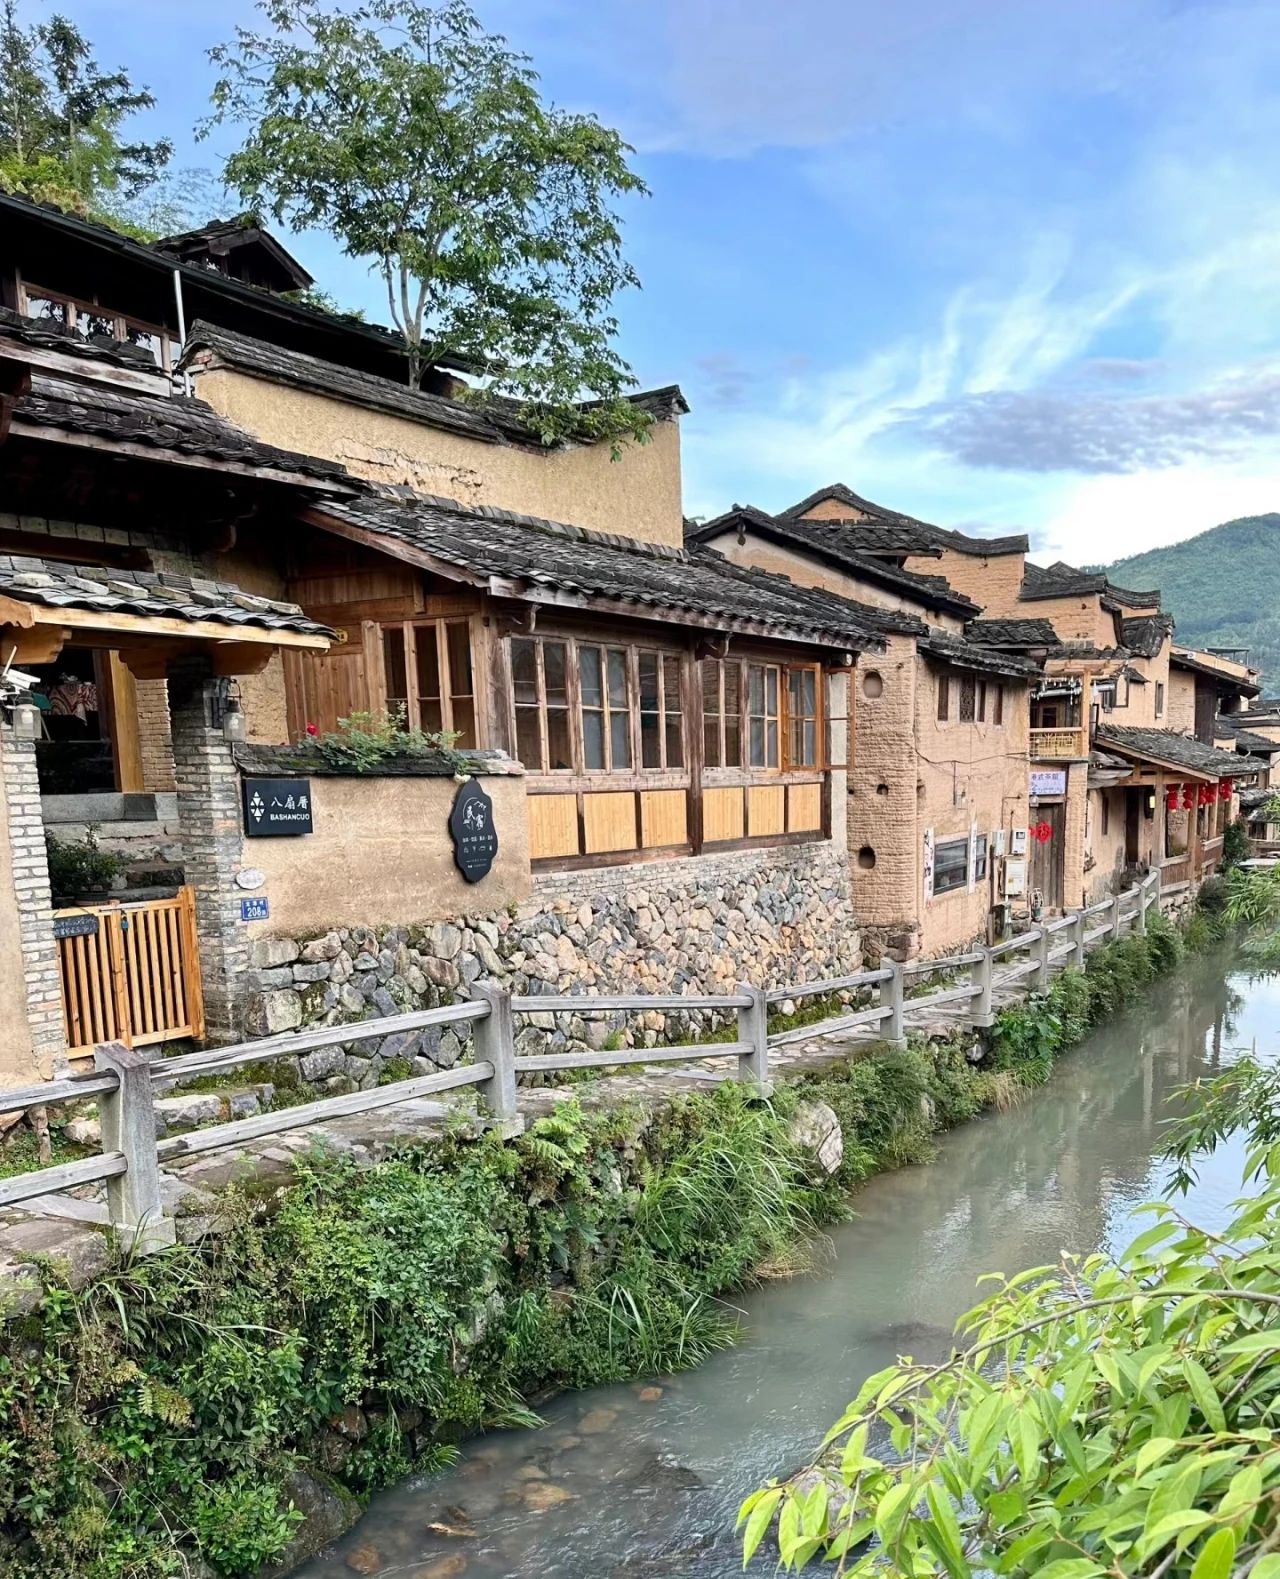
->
[0,918,1190,1578]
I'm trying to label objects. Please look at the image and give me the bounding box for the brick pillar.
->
[135,678,176,792]
[0,723,66,1073]
[168,658,249,1041]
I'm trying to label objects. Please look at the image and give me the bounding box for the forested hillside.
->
[1101,513,1280,685]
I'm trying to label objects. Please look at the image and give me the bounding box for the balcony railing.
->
[1030,727,1088,760]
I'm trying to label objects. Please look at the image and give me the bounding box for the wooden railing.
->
[1030,727,1088,760]
[0,870,1164,1251]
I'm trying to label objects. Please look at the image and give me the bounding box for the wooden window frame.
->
[578,642,636,775]
[958,674,977,723]
[785,663,822,770]
[379,616,480,747]
[937,674,949,722]
[637,647,685,771]
[19,278,180,373]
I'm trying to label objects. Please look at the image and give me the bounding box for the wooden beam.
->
[0,624,67,665]
[22,602,329,650]
[210,642,277,677]
[0,361,31,444]
[300,507,490,586]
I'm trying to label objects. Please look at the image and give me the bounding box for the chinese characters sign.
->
[449,779,498,882]
[242,776,314,838]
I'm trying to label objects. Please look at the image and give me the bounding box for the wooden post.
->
[1110,892,1123,942]
[93,1041,173,1254]
[1071,910,1086,969]
[1135,878,1149,936]
[735,983,772,1097]
[471,980,524,1136]
[969,948,994,1029]
[880,960,907,1046]
[1033,927,1051,992]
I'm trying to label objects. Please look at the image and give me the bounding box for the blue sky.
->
[48,0,1280,562]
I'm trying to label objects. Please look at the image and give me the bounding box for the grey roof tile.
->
[1095,725,1251,778]
[778,483,1029,556]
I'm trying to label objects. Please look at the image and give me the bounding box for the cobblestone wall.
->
[242,841,860,1091]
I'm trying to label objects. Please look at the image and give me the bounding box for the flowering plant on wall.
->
[299,708,463,773]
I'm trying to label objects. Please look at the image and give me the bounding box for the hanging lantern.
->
[1182,785,1195,809]
[1223,778,1234,799]
[1165,786,1180,809]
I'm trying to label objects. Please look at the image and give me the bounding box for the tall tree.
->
[205,0,650,445]
[0,2,172,213]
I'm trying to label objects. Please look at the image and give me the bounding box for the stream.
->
[299,946,1277,1579]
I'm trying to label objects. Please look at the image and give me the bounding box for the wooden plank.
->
[703,786,745,843]
[179,886,205,1042]
[104,912,130,1048]
[21,598,329,650]
[747,784,786,837]
[145,909,165,1039]
[71,934,94,1051]
[155,1063,492,1161]
[0,1151,127,1207]
[529,793,580,859]
[583,791,640,853]
[787,781,822,833]
[640,789,688,849]
[105,652,145,792]
[0,1071,118,1116]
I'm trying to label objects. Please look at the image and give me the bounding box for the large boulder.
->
[263,1468,362,1578]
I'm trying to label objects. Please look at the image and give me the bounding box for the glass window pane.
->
[546,708,572,770]
[665,713,683,768]
[704,716,721,768]
[580,647,603,708]
[725,713,741,767]
[639,653,659,710]
[766,668,778,715]
[639,653,661,767]
[81,309,116,340]
[607,649,628,708]
[748,666,764,714]
[419,698,444,733]
[750,717,765,767]
[382,628,408,723]
[544,642,568,708]
[725,663,742,718]
[663,654,681,712]
[766,719,778,767]
[124,322,161,365]
[611,711,632,769]
[583,709,605,769]
[447,622,473,696]
[511,639,539,706]
[516,709,542,770]
[451,698,476,749]
[27,294,66,324]
[804,720,816,764]
[415,627,441,701]
[641,714,661,768]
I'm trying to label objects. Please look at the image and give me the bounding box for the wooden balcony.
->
[1030,727,1088,760]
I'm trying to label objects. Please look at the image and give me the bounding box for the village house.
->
[0,197,910,1086]
[687,503,1039,957]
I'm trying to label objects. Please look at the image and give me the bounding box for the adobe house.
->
[0,308,353,1083]
[688,504,1038,957]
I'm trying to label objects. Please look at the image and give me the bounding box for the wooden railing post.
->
[1032,928,1051,992]
[880,960,907,1047]
[1135,878,1149,935]
[1110,893,1124,942]
[735,983,773,1097]
[1071,910,1086,969]
[93,1041,173,1254]
[471,980,524,1137]
[969,948,994,1029]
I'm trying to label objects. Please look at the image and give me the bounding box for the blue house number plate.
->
[240,896,270,922]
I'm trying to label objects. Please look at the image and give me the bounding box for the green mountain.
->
[1101,513,1280,687]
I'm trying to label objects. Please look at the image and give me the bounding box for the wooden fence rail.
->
[0,870,1164,1250]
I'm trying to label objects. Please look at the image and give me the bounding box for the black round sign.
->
[449,779,499,883]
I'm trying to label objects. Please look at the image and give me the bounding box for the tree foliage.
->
[743,1055,1280,1577]
[205,0,650,444]
[0,1,171,213]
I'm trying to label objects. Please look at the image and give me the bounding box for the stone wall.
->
[243,840,861,1086]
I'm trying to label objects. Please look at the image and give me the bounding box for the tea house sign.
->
[242,777,314,838]
[450,779,498,882]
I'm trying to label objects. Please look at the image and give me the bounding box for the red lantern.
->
[1223,778,1234,799]
[1182,785,1195,809]
[1165,786,1180,809]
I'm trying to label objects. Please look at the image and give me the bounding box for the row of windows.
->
[937,673,1005,725]
[381,619,477,747]
[509,638,823,776]
[19,281,182,374]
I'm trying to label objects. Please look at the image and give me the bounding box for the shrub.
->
[310,707,461,773]
[44,825,122,899]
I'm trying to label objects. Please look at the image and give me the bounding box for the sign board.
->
[1010,827,1029,857]
[1030,768,1067,797]
[243,777,314,838]
[1005,857,1027,897]
[450,779,499,883]
[53,913,99,940]
[240,896,270,922]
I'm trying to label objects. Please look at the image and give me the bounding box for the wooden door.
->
[1030,802,1066,912]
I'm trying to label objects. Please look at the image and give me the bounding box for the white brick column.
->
[168,658,250,1041]
[0,723,66,1072]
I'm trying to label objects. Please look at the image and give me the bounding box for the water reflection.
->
[299,949,1279,1579]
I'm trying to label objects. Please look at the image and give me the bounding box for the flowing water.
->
[299,947,1280,1579]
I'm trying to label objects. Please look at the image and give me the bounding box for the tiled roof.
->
[0,305,157,374]
[1170,648,1261,694]
[182,321,688,447]
[1020,559,1161,607]
[965,617,1059,648]
[1214,718,1280,754]
[687,504,980,617]
[1119,614,1175,658]
[779,483,1029,556]
[918,630,1039,680]
[313,491,890,650]
[0,557,333,638]
[152,215,315,290]
[11,367,350,485]
[1095,725,1251,779]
